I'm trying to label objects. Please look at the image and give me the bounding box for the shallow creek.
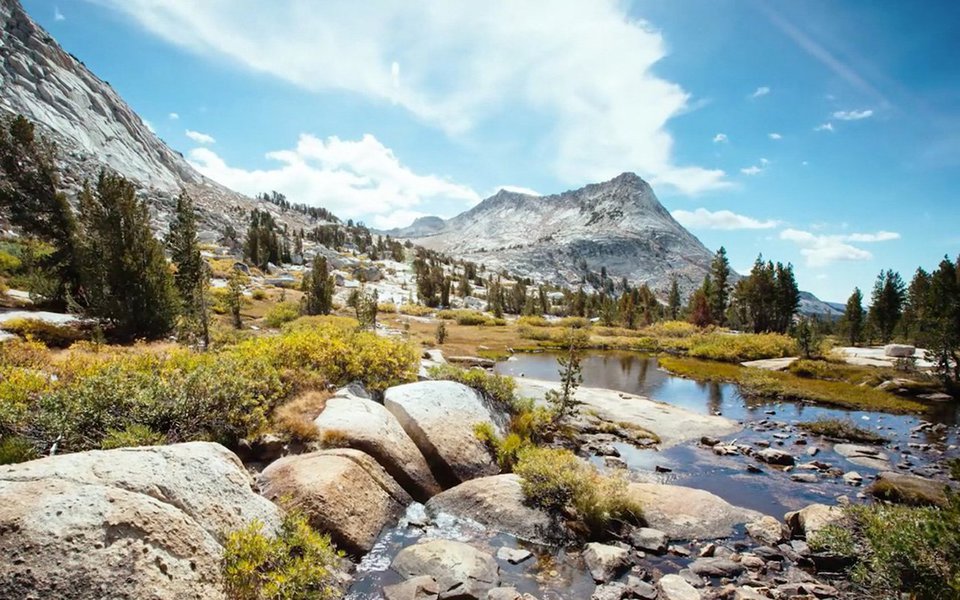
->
[346,351,959,599]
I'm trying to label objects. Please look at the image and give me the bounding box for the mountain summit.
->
[391,172,714,294]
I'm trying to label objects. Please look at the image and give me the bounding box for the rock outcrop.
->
[384,380,501,487]
[391,539,499,600]
[627,482,762,540]
[258,448,411,554]
[314,392,441,501]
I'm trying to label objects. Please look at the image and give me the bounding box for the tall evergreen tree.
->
[0,114,82,305]
[869,269,906,343]
[77,171,178,339]
[668,277,682,320]
[167,191,209,347]
[301,256,334,315]
[926,257,960,384]
[709,247,731,325]
[688,288,712,328]
[226,269,246,329]
[773,262,800,333]
[842,287,865,346]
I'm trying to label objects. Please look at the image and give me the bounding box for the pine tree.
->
[842,287,865,346]
[709,247,731,325]
[688,288,712,328]
[0,114,83,305]
[301,256,334,315]
[773,262,800,333]
[77,171,178,339]
[545,329,583,424]
[869,269,906,343]
[167,191,209,347]
[226,269,247,329]
[926,257,960,384]
[668,277,682,321]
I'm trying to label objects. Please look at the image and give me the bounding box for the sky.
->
[22,0,960,302]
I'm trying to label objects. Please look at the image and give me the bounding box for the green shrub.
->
[640,320,700,338]
[223,512,343,600]
[264,301,300,328]
[251,289,268,301]
[100,424,166,449]
[517,315,550,327]
[428,364,518,414]
[514,446,643,540]
[398,304,432,316]
[0,435,38,465]
[377,302,397,314]
[685,332,796,362]
[798,418,888,444]
[2,318,86,348]
[556,316,590,329]
[811,494,960,599]
[0,250,22,275]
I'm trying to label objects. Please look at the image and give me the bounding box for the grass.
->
[798,418,888,444]
[789,359,941,395]
[271,390,330,443]
[659,355,927,414]
[594,420,661,445]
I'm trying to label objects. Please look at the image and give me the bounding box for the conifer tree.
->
[77,171,178,339]
[167,191,209,347]
[688,288,712,328]
[226,269,247,329]
[668,276,682,320]
[301,256,334,315]
[842,287,865,346]
[709,247,731,325]
[869,269,906,343]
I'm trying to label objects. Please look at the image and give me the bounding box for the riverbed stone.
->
[384,380,501,487]
[496,547,532,565]
[629,526,669,554]
[745,516,785,546]
[833,444,890,470]
[314,394,441,501]
[658,574,702,600]
[258,449,411,554]
[869,471,948,507]
[689,557,745,578]
[784,504,844,539]
[755,448,795,466]
[425,474,557,543]
[583,543,631,582]
[627,482,762,540]
[383,575,440,600]
[392,539,499,600]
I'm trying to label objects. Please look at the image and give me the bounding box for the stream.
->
[347,351,960,599]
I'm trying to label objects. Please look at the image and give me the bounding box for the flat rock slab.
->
[833,443,890,470]
[659,574,701,600]
[392,539,499,600]
[740,357,798,371]
[627,482,762,540]
[517,379,740,448]
[425,474,556,544]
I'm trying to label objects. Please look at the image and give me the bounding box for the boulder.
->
[488,587,523,600]
[689,558,745,578]
[392,539,499,600]
[425,474,556,544]
[582,543,630,583]
[627,482,762,540]
[383,575,440,600]
[745,516,785,546]
[314,394,441,501]
[496,547,532,565]
[884,344,916,358]
[658,574,701,600]
[833,444,890,470]
[0,441,280,543]
[258,449,411,554]
[869,471,948,507]
[629,526,669,554]
[755,448,794,466]
[784,504,844,539]
[384,381,501,487]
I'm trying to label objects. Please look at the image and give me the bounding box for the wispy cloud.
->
[672,208,778,230]
[814,122,834,132]
[751,86,771,98]
[740,158,768,176]
[143,119,155,134]
[780,228,900,266]
[768,132,782,140]
[832,109,873,121]
[53,6,65,21]
[713,133,728,144]
[185,129,216,145]
[168,112,180,120]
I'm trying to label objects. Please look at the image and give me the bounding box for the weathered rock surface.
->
[688,557,744,578]
[658,574,701,600]
[383,575,440,600]
[869,471,948,507]
[755,448,795,466]
[627,483,762,540]
[0,443,280,600]
[784,504,844,539]
[425,474,556,543]
[258,448,411,554]
[884,344,916,358]
[583,543,630,583]
[392,539,499,600]
[629,526,669,554]
[833,444,890,470]
[745,516,785,546]
[314,394,441,501]
[384,380,501,487]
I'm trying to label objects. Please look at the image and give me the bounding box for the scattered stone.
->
[591,582,628,600]
[496,547,532,565]
[756,448,795,466]
[833,443,890,470]
[625,577,658,600]
[689,558,745,578]
[392,540,499,600]
[842,471,863,486]
[745,516,785,546]
[655,465,673,473]
[488,587,523,600]
[627,483,762,539]
[746,464,763,474]
[629,527,669,554]
[701,436,721,447]
[605,456,628,470]
[698,543,717,558]
[658,574,702,600]
[583,543,631,583]
[784,504,844,539]
[734,587,768,600]
[806,446,819,456]
[383,575,440,600]
[790,473,818,484]
[669,545,692,557]
[741,555,766,571]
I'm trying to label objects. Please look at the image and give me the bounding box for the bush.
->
[641,320,700,338]
[223,512,343,600]
[0,435,38,465]
[428,364,518,415]
[811,494,960,599]
[377,302,397,314]
[272,391,328,443]
[514,446,643,540]
[100,424,165,449]
[517,315,550,327]
[685,332,797,362]
[264,302,300,328]
[437,309,498,326]
[251,289,268,301]
[556,316,590,329]
[798,418,887,444]
[2,318,86,348]
[398,304,432,316]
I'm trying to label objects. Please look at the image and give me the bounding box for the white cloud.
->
[779,228,900,266]
[768,132,782,140]
[187,133,481,225]
[832,108,873,121]
[95,0,729,195]
[54,6,65,21]
[751,86,770,98]
[168,112,180,120]
[740,164,764,176]
[185,129,216,144]
[672,208,778,230]
[713,133,728,143]
[814,122,834,132]
[143,119,156,133]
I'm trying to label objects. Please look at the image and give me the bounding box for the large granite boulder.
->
[869,471,949,507]
[627,482,762,540]
[384,381,501,487]
[784,503,844,539]
[258,448,411,554]
[391,539,499,600]
[424,474,556,544]
[0,442,281,600]
[314,394,441,501]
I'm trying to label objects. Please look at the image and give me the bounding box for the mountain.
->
[797,291,844,319]
[389,172,714,295]
[0,0,311,238]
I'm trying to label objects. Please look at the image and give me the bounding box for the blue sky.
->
[24,0,960,301]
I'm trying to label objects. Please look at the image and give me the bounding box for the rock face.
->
[424,474,556,544]
[627,482,762,540]
[384,381,501,487]
[258,449,411,554]
[391,540,500,600]
[390,172,714,296]
[0,442,280,600]
[314,394,441,501]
